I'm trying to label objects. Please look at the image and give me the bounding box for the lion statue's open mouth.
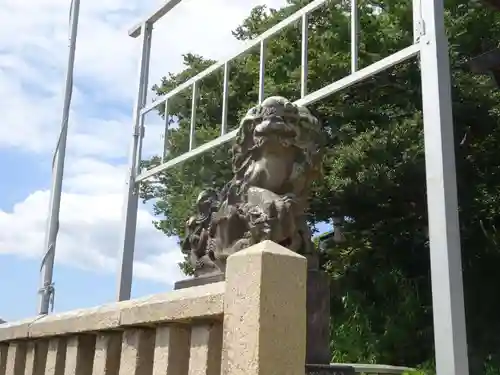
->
[254,116,297,139]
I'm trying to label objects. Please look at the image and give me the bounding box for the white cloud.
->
[0,157,185,284]
[0,0,287,289]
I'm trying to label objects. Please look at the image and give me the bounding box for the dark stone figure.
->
[177,96,337,369]
[180,96,323,275]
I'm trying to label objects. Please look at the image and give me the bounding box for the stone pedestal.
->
[174,273,224,290]
[306,270,331,365]
[174,267,332,366]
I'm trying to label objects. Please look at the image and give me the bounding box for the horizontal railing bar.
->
[136,129,238,182]
[295,44,420,107]
[221,62,230,135]
[139,0,331,116]
[129,0,183,38]
[135,44,420,182]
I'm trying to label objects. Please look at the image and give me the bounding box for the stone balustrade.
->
[0,241,307,375]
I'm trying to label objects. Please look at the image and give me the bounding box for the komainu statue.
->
[181,96,324,277]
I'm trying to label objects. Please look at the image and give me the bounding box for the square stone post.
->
[24,341,48,375]
[188,324,222,375]
[221,240,307,375]
[1,344,8,375]
[306,269,331,364]
[45,338,67,375]
[153,325,191,375]
[5,342,26,375]
[92,332,122,375]
[64,335,96,375]
[118,329,155,375]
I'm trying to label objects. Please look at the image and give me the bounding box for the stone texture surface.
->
[119,283,224,326]
[222,240,307,375]
[64,335,96,375]
[44,338,66,375]
[306,270,331,364]
[188,324,222,375]
[1,344,8,375]
[118,329,155,375]
[0,242,320,375]
[24,341,48,375]
[29,307,120,339]
[23,342,37,375]
[0,283,224,342]
[153,325,190,375]
[175,264,332,365]
[5,342,26,375]
[0,319,37,342]
[92,332,122,375]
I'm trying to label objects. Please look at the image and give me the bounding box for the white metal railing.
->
[116,0,470,374]
[132,0,421,183]
[345,363,415,374]
[136,44,419,182]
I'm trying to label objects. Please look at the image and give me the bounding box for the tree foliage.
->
[140,0,500,371]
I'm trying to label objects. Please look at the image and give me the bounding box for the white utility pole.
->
[38,0,81,315]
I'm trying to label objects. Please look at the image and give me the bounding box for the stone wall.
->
[0,241,307,375]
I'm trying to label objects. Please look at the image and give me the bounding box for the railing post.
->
[188,324,222,375]
[221,240,307,375]
[64,335,95,375]
[24,341,48,375]
[0,344,8,375]
[45,338,67,375]
[418,0,469,372]
[116,21,153,302]
[118,329,155,375]
[153,325,190,375]
[4,342,26,375]
[92,333,122,375]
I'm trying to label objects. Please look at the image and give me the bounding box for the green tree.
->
[141,0,500,371]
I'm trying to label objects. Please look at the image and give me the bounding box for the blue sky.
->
[0,0,298,322]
